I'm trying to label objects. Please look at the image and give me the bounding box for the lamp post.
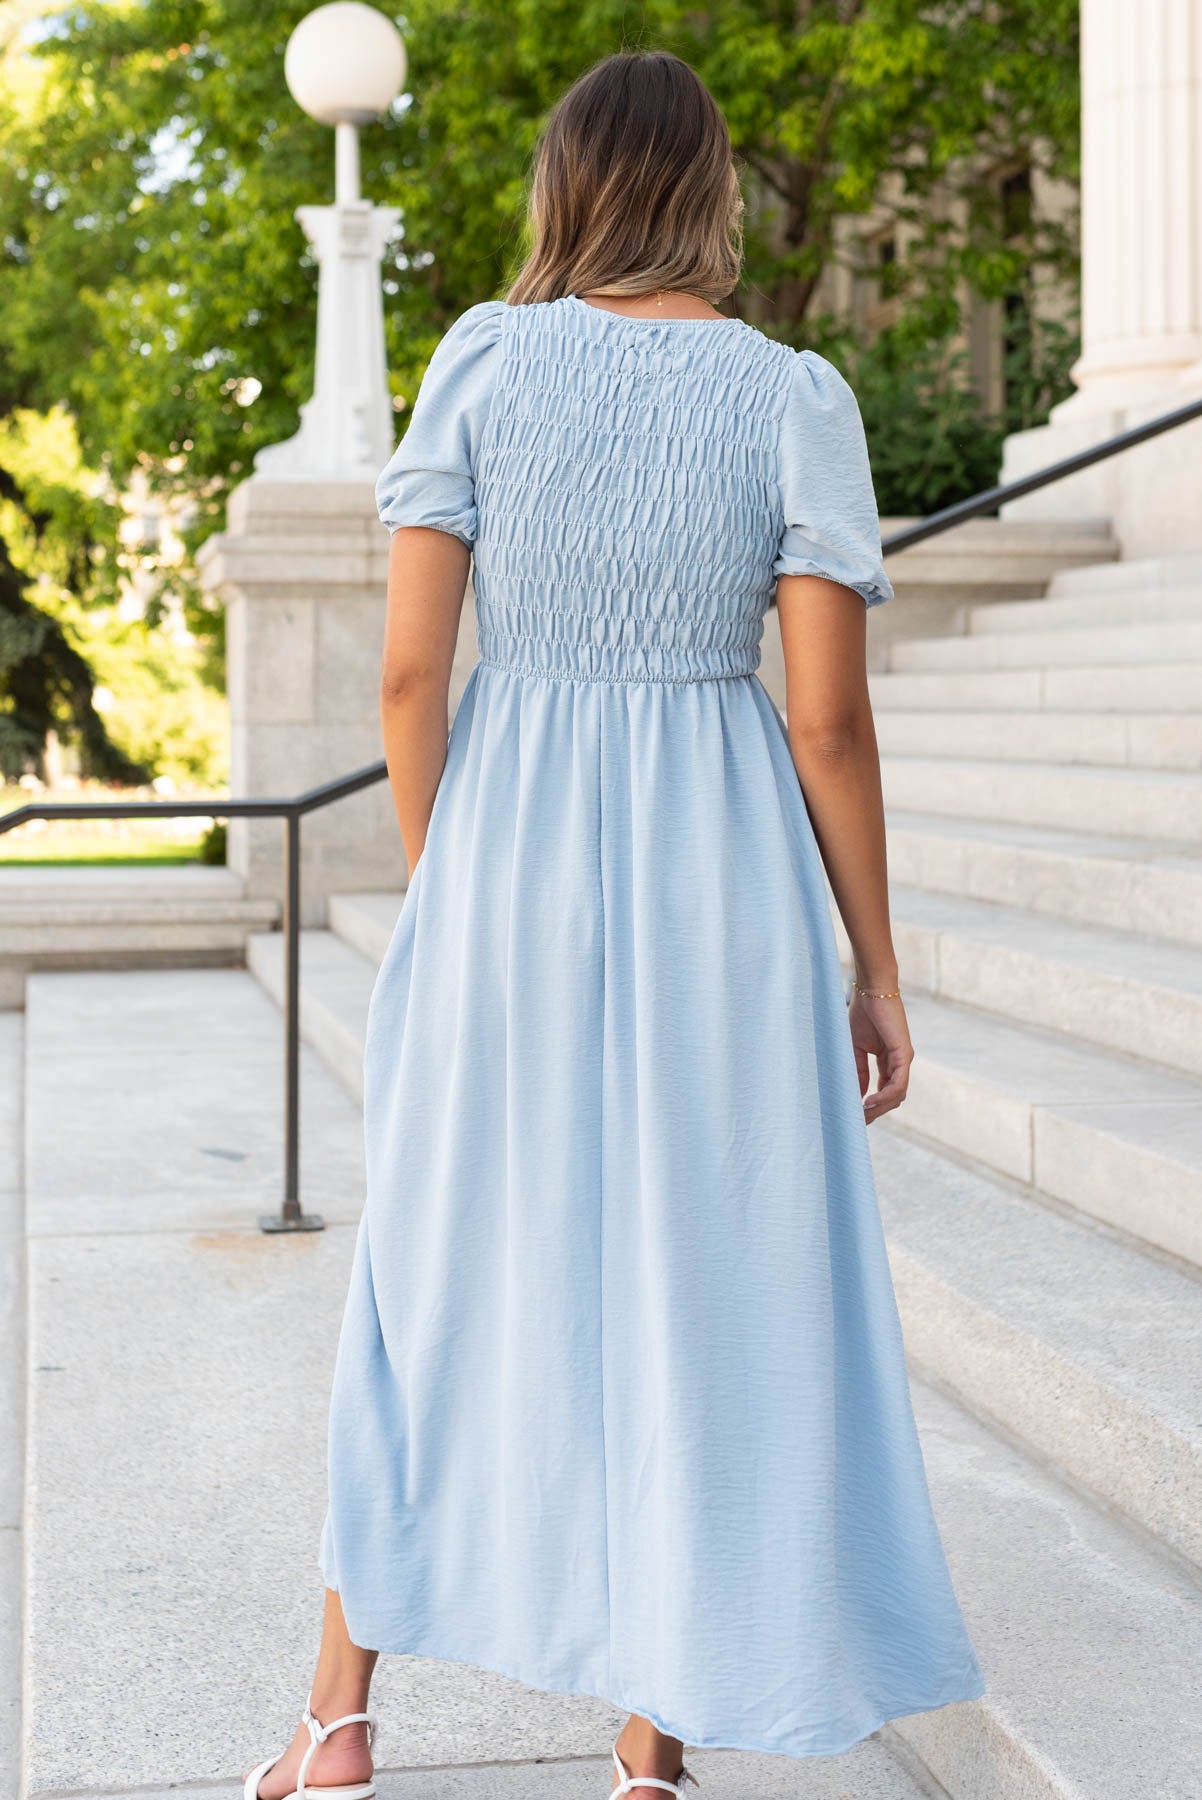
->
[254,1,406,481]
[197,0,413,962]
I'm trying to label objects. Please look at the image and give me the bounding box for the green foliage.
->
[835,300,1079,517]
[849,340,1005,520]
[199,818,227,864]
[997,306,1079,437]
[0,406,222,784]
[0,406,146,780]
[69,603,229,785]
[2,2,315,502]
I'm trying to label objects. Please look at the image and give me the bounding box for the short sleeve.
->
[375,300,506,547]
[772,349,893,608]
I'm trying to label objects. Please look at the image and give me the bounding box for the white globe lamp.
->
[284,2,407,201]
[252,0,406,479]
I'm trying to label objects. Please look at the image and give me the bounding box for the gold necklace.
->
[578,287,715,311]
[654,286,711,308]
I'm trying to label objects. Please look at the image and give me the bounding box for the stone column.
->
[1001,0,1202,552]
[1068,0,1202,407]
[198,479,480,925]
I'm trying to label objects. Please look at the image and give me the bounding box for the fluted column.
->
[1058,0,1202,410]
[1001,0,1202,550]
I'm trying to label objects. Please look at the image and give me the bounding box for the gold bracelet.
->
[852,978,901,1000]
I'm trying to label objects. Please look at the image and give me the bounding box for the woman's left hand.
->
[848,991,914,1124]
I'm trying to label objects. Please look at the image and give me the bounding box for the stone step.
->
[879,516,1115,599]
[0,866,278,1009]
[327,889,402,964]
[886,812,1202,947]
[888,617,1202,673]
[840,521,1116,676]
[880,755,1202,844]
[56,1756,942,1800]
[1048,549,1202,596]
[873,1128,1202,1571]
[875,708,1202,769]
[841,885,1202,1079]
[21,967,369,1241]
[870,661,1202,712]
[895,1380,1202,1800]
[246,929,376,1103]
[967,584,1202,635]
[897,990,1202,1268]
[0,863,249,900]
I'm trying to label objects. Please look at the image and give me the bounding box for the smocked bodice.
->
[472,299,792,683]
[375,294,892,686]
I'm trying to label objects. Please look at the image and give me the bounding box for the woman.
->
[244,48,984,1800]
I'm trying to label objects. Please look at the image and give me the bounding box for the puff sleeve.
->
[375,300,506,547]
[772,349,893,608]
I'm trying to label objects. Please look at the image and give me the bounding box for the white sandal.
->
[244,1691,377,1800]
[611,1740,700,1795]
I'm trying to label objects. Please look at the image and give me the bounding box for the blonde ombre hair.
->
[507,51,744,308]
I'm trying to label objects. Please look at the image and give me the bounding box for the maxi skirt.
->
[318,659,986,1760]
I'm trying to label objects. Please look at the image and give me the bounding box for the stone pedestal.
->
[198,479,403,924]
[1002,0,1202,554]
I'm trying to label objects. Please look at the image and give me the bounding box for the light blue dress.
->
[318,295,985,1758]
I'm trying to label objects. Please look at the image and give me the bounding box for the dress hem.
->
[322,1577,986,1764]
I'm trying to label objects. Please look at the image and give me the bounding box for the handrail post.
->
[260,810,325,1232]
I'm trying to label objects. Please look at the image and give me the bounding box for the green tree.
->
[837,296,1079,517]
[0,406,145,780]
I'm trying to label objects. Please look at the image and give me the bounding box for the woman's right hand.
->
[848,989,914,1124]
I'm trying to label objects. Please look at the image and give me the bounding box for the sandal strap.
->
[297,1694,376,1800]
[244,1755,279,1800]
[611,1744,700,1795]
[302,1693,376,1744]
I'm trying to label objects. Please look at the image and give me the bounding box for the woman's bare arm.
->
[379,525,470,879]
[776,572,913,1120]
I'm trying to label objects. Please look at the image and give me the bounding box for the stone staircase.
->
[247,548,1202,1799]
[0,865,278,1008]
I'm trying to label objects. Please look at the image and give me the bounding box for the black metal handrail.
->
[4,386,1202,1230]
[0,762,389,1232]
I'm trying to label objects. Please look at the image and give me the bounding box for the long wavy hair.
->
[506,50,744,308]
